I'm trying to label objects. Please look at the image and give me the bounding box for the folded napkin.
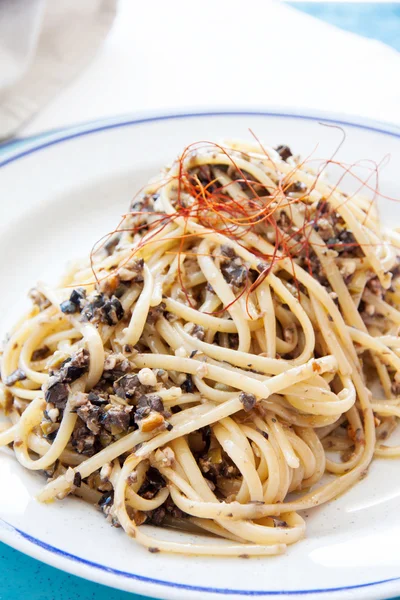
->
[0,0,116,140]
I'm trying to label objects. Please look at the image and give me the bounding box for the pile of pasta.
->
[1,139,400,556]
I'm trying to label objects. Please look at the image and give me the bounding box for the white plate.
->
[1,109,400,600]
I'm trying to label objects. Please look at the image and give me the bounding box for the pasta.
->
[1,138,400,557]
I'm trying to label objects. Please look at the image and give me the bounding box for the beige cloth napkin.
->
[0,0,117,140]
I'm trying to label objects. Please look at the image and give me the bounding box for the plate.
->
[1,109,400,600]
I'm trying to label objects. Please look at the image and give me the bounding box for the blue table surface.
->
[1,4,400,598]
[288,2,400,52]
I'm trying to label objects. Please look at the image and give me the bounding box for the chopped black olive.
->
[114,374,139,399]
[104,233,121,256]
[82,293,125,326]
[45,381,69,409]
[64,362,87,382]
[4,368,27,386]
[87,392,107,406]
[275,144,292,161]
[31,346,50,361]
[220,244,236,258]
[44,428,59,442]
[137,394,164,414]
[181,374,194,393]
[147,467,166,489]
[101,406,132,434]
[191,325,205,340]
[70,288,86,307]
[147,507,166,526]
[286,181,307,194]
[71,426,96,455]
[98,491,113,509]
[92,294,106,309]
[137,467,166,500]
[60,300,78,314]
[271,517,288,528]
[76,403,102,434]
[103,297,124,326]
[146,302,166,324]
[221,262,247,289]
[134,405,151,422]
[239,391,257,412]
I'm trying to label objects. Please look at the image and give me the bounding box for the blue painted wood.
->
[0,541,146,600]
[288,2,400,51]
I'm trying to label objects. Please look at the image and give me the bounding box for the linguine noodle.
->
[1,139,400,556]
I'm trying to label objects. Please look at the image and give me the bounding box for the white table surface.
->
[21,0,400,137]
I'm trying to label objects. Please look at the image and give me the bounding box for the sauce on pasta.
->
[1,139,399,556]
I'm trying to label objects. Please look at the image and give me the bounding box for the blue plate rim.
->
[1,107,400,170]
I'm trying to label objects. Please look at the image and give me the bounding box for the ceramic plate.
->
[1,109,400,600]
